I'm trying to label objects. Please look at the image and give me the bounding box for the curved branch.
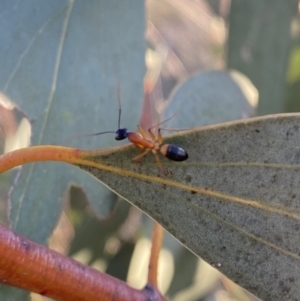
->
[0,223,165,301]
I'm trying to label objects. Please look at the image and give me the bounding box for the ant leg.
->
[148,128,156,142]
[132,149,151,162]
[137,125,148,139]
[135,144,144,149]
[154,153,166,174]
[148,113,177,132]
[157,128,163,144]
[147,114,177,143]
[159,127,193,132]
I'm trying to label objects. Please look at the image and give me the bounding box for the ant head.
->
[115,128,128,140]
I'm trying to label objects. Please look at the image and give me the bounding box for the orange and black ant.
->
[76,90,188,172]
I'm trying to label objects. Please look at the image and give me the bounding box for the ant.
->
[77,89,188,173]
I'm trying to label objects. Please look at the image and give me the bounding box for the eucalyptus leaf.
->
[0,0,144,242]
[0,0,144,299]
[0,286,30,301]
[227,0,297,115]
[162,69,259,299]
[78,114,300,301]
[164,70,257,128]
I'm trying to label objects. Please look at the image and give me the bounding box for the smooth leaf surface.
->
[0,0,144,243]
[227,0,297,115]
[164,70,257,128]
[78,114,300,301]
[161,69,259,298]
[0,1,144,299]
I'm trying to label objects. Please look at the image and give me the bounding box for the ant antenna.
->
[67,84,127,141]
[117,83,122,129]
[148,112,177,131]
[67,130,116,141]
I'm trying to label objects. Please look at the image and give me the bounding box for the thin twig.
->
[147,221,164,287]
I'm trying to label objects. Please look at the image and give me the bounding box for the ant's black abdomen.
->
[160,144,188,162]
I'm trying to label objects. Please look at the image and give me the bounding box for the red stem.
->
[0,223,165,301]
[147,221,164,287]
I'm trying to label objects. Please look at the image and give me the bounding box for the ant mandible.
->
[79,88,188,172]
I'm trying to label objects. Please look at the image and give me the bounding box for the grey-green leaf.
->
[164,70,257,128]
[0,0,144,299]
[1,0,144,241]
[80,114,300,301]
[227,0,297,115]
